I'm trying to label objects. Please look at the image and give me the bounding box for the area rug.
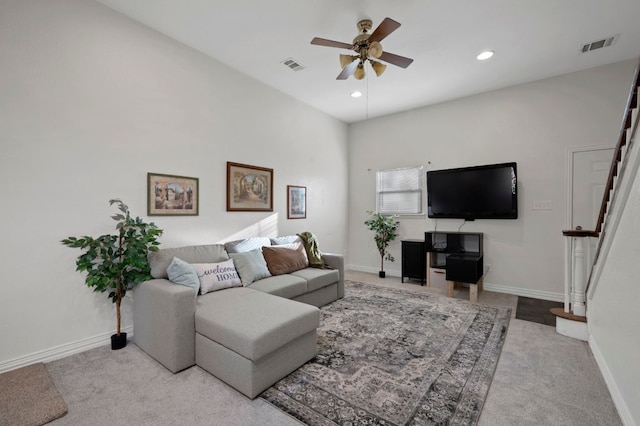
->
[0,362,68,426]
[261,280,511,425]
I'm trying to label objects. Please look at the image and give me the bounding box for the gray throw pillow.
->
[229,248,271,286]
[167,257,200,293]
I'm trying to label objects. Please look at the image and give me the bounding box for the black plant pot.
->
[111,332,127,350]
[379,271,386,278]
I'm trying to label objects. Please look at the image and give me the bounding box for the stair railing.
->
[561,59,640,318]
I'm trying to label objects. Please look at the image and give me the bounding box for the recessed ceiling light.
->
[476,50,494,61]
[351,91,362,98]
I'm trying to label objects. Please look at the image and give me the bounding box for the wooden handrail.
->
[562,229,599,238]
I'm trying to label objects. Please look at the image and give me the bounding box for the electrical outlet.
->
[532,200,552,210]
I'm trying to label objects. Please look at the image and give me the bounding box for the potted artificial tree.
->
[364,211,400,278]
[62,199,163,350]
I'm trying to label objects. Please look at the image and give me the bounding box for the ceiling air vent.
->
[281,57,305,71]
[580,35,619,53]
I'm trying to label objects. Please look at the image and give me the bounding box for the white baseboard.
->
[0,325,133,374]
[347,264,402,277]
[481,282,564,302]
[347,265,564,302]
[589,336,636,426]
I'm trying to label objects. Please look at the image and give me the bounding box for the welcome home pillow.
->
[167,257,200,293]
[262,244,309,275]
[191,259,242,295]
[229,248,271,286]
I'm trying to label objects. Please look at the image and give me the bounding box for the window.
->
[376,166,424,215]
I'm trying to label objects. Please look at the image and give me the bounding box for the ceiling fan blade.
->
[311,37,353,50]
[379,51,414,68]
[337,60,359,80]
[368,17,401,43]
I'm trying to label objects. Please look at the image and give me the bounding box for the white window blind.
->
[376,166,424,215]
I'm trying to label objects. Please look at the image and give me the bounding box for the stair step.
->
[550,307,587,323]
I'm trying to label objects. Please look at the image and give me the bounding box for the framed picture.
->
[147,173,199,216]
[226,162,274,212]
[287,185,307,219]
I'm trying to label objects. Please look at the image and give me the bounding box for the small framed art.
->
[226,162,274,212]
[147,172,199,216]
[287,185,307,219]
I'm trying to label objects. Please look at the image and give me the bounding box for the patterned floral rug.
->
[261,280,511,425]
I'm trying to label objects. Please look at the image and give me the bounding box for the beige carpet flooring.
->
[0,362,68,426]
[39,271,621,425]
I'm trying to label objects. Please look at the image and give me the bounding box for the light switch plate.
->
[532,200,552,210]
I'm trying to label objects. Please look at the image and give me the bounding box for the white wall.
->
[0,0,348,368]
[348,60,636,299]
[589,137,640,424]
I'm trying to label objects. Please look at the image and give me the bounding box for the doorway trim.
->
[565,145,615,230]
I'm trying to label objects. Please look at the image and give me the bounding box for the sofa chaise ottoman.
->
[195,286,319,398]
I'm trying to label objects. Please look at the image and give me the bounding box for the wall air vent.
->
[281,57,305,71]
[580,34,619,53]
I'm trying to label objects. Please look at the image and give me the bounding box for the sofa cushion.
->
[166,257,200,292]
[290,268,340,292]
[192,259,242,295]
[224,237,271,254]
[229,249,271,285]
[262,245,308,275]
[195,287,319,361]
[247,274,308,299]
[149,244,229,279]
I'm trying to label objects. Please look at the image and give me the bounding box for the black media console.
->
[424,231,484,302]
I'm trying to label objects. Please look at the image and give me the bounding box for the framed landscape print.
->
[226,162,274,212]
[287,185,306,219]
[147,173,199,216]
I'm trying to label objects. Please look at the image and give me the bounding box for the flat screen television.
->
[427,162,517,220]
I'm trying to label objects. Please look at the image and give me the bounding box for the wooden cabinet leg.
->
[446,280,454,298]
[470,283,478,303]
[426,252,431,287]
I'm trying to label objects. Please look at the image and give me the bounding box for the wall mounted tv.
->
[427,162,518,220]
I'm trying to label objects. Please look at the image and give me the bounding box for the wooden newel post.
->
[571,237,586,317]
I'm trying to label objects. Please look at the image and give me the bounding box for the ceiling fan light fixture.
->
[368,41,383,58]
[339,54,356,68]
[311,17,414,80]
[371,60,387,77]
[476,50,495,61]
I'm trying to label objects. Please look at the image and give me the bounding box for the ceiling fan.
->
[311,17,414,80]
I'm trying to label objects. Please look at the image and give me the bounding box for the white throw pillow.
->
[191,259,242,295]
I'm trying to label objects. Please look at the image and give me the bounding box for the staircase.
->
[553,59,640,340]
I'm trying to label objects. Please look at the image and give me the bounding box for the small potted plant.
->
[364,211,400,278]
[62,199,163,350]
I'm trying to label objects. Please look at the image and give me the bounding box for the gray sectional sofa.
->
[133,236,344,398]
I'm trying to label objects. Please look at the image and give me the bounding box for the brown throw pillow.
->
[262,245,309,275]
